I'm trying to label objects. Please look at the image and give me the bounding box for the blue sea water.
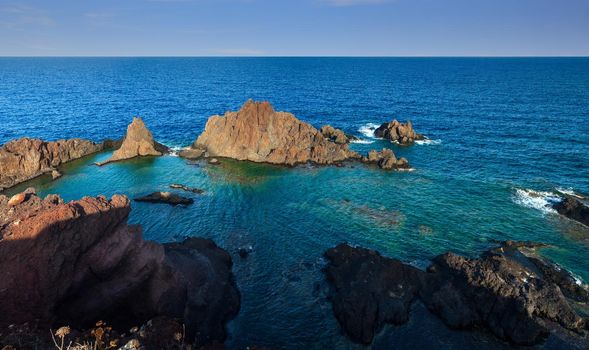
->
[1,57,588,349]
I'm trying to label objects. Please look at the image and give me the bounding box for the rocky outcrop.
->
[0,138,103,191]
[170,184,205,194]
[361,148,409,170]
[324,242,588,347]
[193,100,360,166]
[0,190,239,347]
[178,143,206,160]
[320,125,357,144]
[553,195,589,227]
[98,117,168,165]
[135,191,194,205]
[374,120,424,144]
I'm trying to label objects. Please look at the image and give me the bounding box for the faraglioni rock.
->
[0,190,239,347]
[193,100,360,165]
[361,148,410,170]
[553,195,589,227]
[324,242,589,347]
[374,119,425,144]
[0,137,103,191]
[98,117,169,165]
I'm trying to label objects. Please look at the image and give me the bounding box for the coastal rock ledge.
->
[324,242,589,348]
[0,189,239,347]
[189,100,361,166]
[0,138,103,191]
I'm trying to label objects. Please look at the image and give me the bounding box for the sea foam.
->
[415,138,442,145]
[350,139,374,144]
[358,123,381,139]
[512,188,562,214]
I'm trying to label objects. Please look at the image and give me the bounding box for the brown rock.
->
[0,138,103,190]
[361,148,410,170]
[320,125,351,144]
[193,100,360,166]
[178,144,206,160]
[374,119,425,144]
[0,190,239,347]
[98,117,168,165]
[51,169,62,180]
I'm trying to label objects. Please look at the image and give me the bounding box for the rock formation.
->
[193,100,360,166]
[98,117,168,165]
[324,242,588,347]
[320,125,357,144]
[0,190,239,347]
[178,142,207,160]
[361,148,409,170]
[135,191,194,205]
[0,138,103,191]
[553,195,589,227]
[374,119,425,144]
[170,184,205,194]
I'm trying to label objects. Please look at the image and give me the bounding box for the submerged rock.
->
[374,119,425,144]
[324,242,589,347]
[553,195,589,227]
[178,144,206,160]
[193,100,360,166]
[98,117,168,165]
[361,148,410,170]
[0,191,239,347]
[170,184,205,194]
[0,137,103,191]
[134,191,194,205]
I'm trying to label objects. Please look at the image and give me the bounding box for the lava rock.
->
[553,195,589,227]
[134,192,194,205]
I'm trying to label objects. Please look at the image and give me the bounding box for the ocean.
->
[1,57,588,349]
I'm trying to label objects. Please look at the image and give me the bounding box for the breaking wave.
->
[512,188,562,214]
[358,123,381,139]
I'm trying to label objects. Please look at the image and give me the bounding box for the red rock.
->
[7,193,26,207]
[193,100,360,166]
[374,119,425,144]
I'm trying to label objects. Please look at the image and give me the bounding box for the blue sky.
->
[0,0,587,56]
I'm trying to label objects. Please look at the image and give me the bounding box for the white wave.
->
[512,188,562,214]
[350,139,374,144]
[358,123,381,139]
[168,146,184,157]
[415,138,442,145]
[555,187,585,199]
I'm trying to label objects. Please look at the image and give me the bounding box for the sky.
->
[0,0,587,56]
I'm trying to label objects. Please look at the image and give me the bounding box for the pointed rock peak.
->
[97,117,167,166]
[238,100,275,115]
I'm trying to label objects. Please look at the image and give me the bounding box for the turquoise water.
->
[1,58,588,349]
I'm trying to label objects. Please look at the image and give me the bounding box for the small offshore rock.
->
[374,119,425,144]
[362,148,410,170]
[553,195,589,227]
[169,184,205,194]
[134,191,194,205]
[208,158,220,165]
[237,245,253,259]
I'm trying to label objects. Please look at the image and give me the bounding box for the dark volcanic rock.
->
[135,191,194,205]
[0,137,103,191]
[324,243,426,344]
[193,100,360,166]
[324,242,589,347]
[170,183,205,194]
[553,195,589,227]
[361,148,410,170]
[0,191,239,348]
[374,119,425,144]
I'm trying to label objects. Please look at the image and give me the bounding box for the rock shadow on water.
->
[202,157,288,186]
[321,198,406,229]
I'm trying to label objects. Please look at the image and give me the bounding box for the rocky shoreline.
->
[323,241,589,347]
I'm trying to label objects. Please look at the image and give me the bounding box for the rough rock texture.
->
[0,190,239,347]
[134,191,194,205]
[178,144,206,160]
[553,195,589,227]
[324,242,589,347]
[99,117,168,165]
[194,100,360,166]
[374,120,424,144]
[361,148,410,170]
[320,125,357,144]
[0,137,103,190]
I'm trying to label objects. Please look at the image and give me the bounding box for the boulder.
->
[193,100,360,166]
[0,191,239,347]
[0,137,103,190]
[98,117,168,165]
[320,125,357,144]
[134,191,194,205]
[324,242,589,347]
[178,144,206,160]
[361,148,410,170]
[553,195,589,227]
[374,119,425,144]
[170,184,205,194]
